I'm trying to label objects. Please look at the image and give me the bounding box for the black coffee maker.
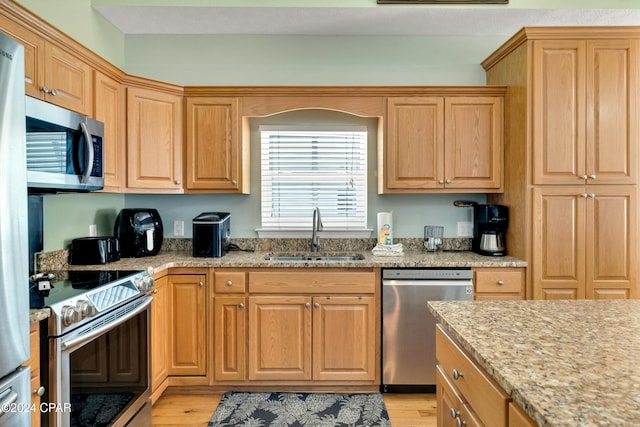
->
[454,201,509,256]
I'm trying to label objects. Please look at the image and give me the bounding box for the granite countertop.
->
[59,249,526,275]
[428,300,640,427]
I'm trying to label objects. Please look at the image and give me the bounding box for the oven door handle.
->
[61,296,152,352]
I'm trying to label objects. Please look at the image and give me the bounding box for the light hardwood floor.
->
[152,390,437,426]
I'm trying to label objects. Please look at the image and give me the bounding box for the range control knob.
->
[76,300,97,319]
[61,305,81,326]
[134,275,155,292]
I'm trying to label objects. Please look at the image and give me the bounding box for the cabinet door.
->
[213,296,246,381]
[532,40,586,185]
[248,296,312,381]
[169,275,206,376]
[44,42,93,115]
[0,15,44,99]
[95,71,124,192]
[151,276,169,391]
[28,323,42,427]
[384,97,444,191]
[312,296,375,381]
[532,187,586,299]
[444,96,503,190]
[126,87,183,191]
[585,186,637,299]
[185,97,247,193]
[585,39,638,185]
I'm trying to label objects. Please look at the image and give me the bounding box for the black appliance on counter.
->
[69,236,120,265]
[192,212,231,257]
[114,208,163,257]
[454,201,509,256]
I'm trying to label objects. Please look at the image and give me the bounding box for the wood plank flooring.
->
[152,390,437,426]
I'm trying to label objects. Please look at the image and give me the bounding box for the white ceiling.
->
[93,6,640,36]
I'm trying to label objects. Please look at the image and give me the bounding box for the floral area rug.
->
[208,392,392,427]
[70,392,134,427]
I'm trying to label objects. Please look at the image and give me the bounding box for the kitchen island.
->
[428,299,640,426]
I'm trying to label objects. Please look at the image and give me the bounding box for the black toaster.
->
[69,237,120,265]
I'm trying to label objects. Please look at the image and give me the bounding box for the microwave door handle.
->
[79,122,94,184]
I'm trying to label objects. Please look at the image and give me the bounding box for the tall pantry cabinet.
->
[483,27,639,300]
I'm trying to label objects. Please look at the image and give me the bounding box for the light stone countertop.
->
[60,249,526,275]
[428,300,640,427]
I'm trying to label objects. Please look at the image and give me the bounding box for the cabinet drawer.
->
[249,271,375,294]
[475,268,524,294]
[436,325,509,427]
[215,271,247,293]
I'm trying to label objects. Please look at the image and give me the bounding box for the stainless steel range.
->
[31,269,154,427]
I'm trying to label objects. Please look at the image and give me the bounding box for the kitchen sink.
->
[265,253,365,262]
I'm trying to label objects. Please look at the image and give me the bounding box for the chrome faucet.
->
[311,207,323,252]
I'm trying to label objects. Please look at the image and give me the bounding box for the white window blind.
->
[260,125,367,229]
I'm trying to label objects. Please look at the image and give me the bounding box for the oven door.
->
[49,296,152,427]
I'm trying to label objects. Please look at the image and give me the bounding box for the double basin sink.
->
[264,253,365,262]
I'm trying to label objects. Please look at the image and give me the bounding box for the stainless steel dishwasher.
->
[381,268,473,392]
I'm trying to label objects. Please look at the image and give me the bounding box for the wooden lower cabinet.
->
[436,325,536,427]
[27,322,43,427]
[168,273,207,376]
[211,268,378,388]
[150,275,169,401]
[213,296,246,382]
[473,267,525,300]
[247,294,376,383]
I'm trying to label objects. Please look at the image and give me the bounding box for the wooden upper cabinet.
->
[0,16,93,115]
[382,95,503,193]
[384,97,444,191]
[444,97,503,190]
[532,39,638,186]
[126,86,183,192]
[185,97,249,193]
[95,71,124,192]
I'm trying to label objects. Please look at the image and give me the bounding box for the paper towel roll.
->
[377,212,393,245]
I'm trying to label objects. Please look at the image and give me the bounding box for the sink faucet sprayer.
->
[311,207,323,252]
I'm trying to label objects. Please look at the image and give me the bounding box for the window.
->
[260,125,367,230]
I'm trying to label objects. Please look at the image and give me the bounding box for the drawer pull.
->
[226,280,233,286]
[33,386,45,397]
[238,303,244,309]
[452,369,464,380]
[497,280,504,286]
[456,417,467,427]
[450,408,460,418]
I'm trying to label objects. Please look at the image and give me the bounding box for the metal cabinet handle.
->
[456,417,467,427]
[50,89,57,96]
[497,280,504,286]
[305,302,311,308]
[198,281,204,287]
[231,180,237,185]
[41,86,50,94]
[445,179,452,184]
[588,174,597,180]
[450,408,460,419]
[33,386,45,397]
[438,179,445,184]
[588,193,596,199]
[238,303,244,309]
[579,174,587,180]
[226,280,233,286]
[314,302,320,308]
[153,289,158,294]
[581,193,588,198]
[452,369,463,380]
[175,180,181,185]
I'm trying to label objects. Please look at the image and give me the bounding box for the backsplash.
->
[37,237,472,271]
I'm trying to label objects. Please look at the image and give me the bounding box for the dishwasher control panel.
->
[382,268,473,281]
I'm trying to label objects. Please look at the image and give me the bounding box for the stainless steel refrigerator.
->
[0,31,31,426]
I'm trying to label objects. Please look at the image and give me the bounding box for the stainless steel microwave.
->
[25,96,104,192]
